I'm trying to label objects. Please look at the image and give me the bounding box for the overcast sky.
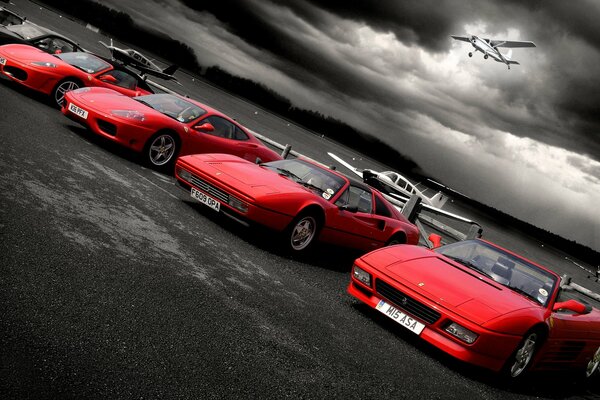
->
[99,0,600,251]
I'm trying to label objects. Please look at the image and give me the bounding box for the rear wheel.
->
[144,131,179,171]
[386,233,406,246]
[52,79,81,108]
[285,213,320,253]
[504,330,541,379]
[585,346,600,378]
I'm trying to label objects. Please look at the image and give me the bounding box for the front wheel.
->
[144,132,178,171]
[585,346,600,378]
[285,213,320,253]
[504,330,540,379]
[52,79,81,108]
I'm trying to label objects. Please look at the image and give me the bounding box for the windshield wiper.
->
[446,255,494,279]
[300,181,322,193]
[273,167,302,182]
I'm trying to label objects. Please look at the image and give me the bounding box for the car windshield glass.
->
[6,23,45,39]
[435,240,558,307]
[55,52,111,73]
[134,94,207,123]
[263,158,346,200]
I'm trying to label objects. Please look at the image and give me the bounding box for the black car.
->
[0,19,85,54]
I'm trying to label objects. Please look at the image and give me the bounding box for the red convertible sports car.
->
[348,238,600,379]
[62,88,282,170]
[175,154,420,253]
[0,44,152,106]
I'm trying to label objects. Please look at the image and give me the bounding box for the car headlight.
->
[228,196,248,213]
[445,322,478,344]
[30,61,56,67]
[110,110,145,121]
[352,265,372,287]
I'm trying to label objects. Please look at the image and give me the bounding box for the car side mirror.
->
[428,233,442,248]
[99,74,118,83]
[340,204,358,213]
[193,122,215,132]
[552,299,592,314]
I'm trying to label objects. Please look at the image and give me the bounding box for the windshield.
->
[435,240,558,307]
[134,94,206,123]
[55,52,110,73]
[263,158,346,200]
[6,23,45,39]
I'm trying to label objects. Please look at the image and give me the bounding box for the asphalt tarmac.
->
[1,2,599,399]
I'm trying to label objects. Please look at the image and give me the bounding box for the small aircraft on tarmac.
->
[327,152,449,209]
[451,34,536,69]
[99,39,179,81]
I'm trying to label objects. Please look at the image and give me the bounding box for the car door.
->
[323,185,392,251]
[187,115,263,161]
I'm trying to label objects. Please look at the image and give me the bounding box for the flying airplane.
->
[99,39,179,81]
[327,152,449,209]
[451,34,536,69]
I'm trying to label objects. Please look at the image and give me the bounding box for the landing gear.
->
[484,54,489,59]
[468,52,473,57]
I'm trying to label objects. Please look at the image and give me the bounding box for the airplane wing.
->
[327,152,366,178]
[450,35,471,43]
[490,40,536,48]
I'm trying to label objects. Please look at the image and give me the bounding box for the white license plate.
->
[0,57,6,65]
[68,102,88,119]
[375,299,425,335]
[191,187,220,212]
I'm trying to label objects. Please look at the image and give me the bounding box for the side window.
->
[203,116,236,139]
[374,194,393,218]
[233,126,249,140]
[335,185,372,213]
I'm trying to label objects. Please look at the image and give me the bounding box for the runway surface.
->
[1,2,599,399]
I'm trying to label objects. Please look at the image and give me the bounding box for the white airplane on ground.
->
[99,39,179,81]
[327,152,449,209]
[451,34,536,69]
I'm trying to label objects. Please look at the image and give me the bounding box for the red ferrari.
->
[62,87,282,170]
[348,238,600,379]
[175,154,420,253]
[0,43,152,106]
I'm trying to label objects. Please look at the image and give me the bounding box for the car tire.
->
[503,329,542,379]
[52,78,81,108]
[585,346,600,378]
[143,131,179,171]
[285,212,320,253]
[386,233,406,246]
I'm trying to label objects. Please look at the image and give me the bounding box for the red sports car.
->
[62,88,282,170]
[348,238,600,379]
[175,154,420,253]
[0,44,152,106]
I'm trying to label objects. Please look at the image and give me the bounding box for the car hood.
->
[365,246,538,325]
[0,43,56,62]
[69,89,166,116]
[180,154,313,197]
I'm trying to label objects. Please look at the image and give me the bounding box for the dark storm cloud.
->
[177,0,600,161]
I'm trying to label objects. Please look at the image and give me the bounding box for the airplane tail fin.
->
[163,64,179,76]
[428,192,448,209]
